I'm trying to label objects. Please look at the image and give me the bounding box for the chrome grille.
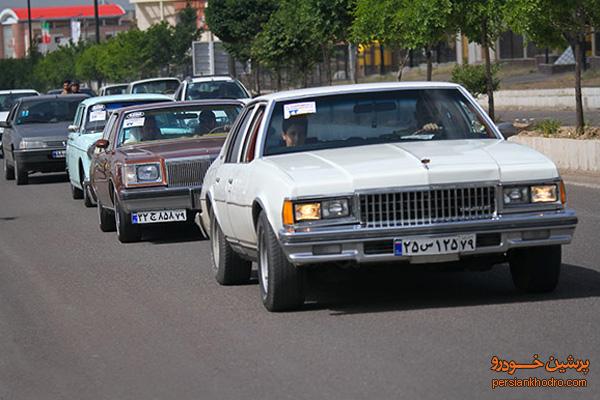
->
[46,140,66,147]
[165,157,212,188]
[359,186,496,228]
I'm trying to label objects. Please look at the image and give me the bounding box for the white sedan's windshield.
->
[264,88,496,156]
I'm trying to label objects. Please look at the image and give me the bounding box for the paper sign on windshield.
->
[284,101,316,119]
[123,117,145,128]
[89,110,106,122]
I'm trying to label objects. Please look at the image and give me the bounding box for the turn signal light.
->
[560,180,567,205]
[282,200,294,225]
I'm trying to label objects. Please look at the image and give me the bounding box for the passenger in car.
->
[197,110,217,134]
[281,116,308,147]
[415,97,443,133]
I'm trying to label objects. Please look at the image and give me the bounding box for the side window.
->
[241,105,266,163]
[225,106,255,163]
[73,104,85,128]
[102,113,118,141]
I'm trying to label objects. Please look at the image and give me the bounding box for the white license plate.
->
[131,209,187,224]
[394,234,476,256]
[52,150,66,158]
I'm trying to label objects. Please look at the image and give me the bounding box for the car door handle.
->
[215,177,220,183]
[228,178,234,184]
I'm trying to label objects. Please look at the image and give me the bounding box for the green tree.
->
[144,21,175,75]
[75,44,107,86]
[206,0,278,91]
[33,43,86,91]
[454,0,506,121]
[352,0,457,81]
[172,3,202,75]
[97,29,149,82]
[252,0,322,88]
[506,0,600,133]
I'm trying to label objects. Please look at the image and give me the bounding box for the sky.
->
[0,1,132,10]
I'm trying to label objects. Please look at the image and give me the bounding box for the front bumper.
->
[117,185,203,214]
[278,209,578,265]
[14,147,66,173]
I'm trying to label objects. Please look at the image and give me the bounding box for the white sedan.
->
[199,82,578,312]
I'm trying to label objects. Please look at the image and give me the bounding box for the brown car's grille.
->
[359,186,496,228]
[165,157,212,188]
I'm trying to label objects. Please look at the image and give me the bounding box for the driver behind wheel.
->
[415,97,443,133]
[197,110,217,134]
[281,116,308,147]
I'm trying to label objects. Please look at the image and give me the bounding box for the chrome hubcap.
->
[211,219,220,269]
[259,230,269,294]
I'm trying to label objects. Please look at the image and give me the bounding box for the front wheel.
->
[209,211,251,285]
[509,245,561,293]
[257,211,305,312]
[14,160,28,185]
[115,195,141,243]
[97,201,116,232]
[3,156,14,180]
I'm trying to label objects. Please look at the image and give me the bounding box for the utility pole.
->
[27,0,33,56]
[94,0,100,44]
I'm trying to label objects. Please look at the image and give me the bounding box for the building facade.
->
[0,4,132,59]
[129,0,207,32]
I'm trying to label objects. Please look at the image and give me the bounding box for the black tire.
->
[210,211,251,285]
[70,183,84,199]
[97,201,116,232]
[3,156,14,180]
[114,195,141,243]
[257,211,305,311]
[509,245,561,293]
[14,160,28,185]
[83,184,95,207]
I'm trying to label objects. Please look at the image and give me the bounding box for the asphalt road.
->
[0,172,599,400]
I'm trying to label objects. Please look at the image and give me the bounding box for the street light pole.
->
[27,0,33,56]
[94,0,100,44]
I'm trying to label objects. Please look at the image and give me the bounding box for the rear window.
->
[186,81,248,100]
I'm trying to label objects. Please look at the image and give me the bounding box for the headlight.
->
[503,187,529,205]
[20,139,48,149]
[122,163,163,186]
[503,184,559,206]
[531,185,558,203]
[283,198,351,224]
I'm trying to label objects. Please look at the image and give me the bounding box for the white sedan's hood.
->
[264,139,558,196]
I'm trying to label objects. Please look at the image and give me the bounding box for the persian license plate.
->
[51,150,66,158]
[394,234,476,256]
[131,209,187,224]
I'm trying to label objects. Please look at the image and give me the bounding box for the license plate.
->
[52,150,66,158]
[394,234,476,256]
[131,209,187,224]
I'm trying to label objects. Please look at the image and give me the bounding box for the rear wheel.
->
[14,160,28,185]
[257,211,305,311]
[97,201,116,232]
[114,194,141,243]
[210,211,251,285]
[509,245,561,293]
[70,183,84,199]
[3,156,14,180]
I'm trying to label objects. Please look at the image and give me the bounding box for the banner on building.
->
[71,20,81,43]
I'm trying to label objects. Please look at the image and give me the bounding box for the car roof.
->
[100,83,128,89]
[0,89,39,95]
[129,77,180,85]
[254,81,462,102]
[189,76,237,83]
[80,93,174,106]
[19,94,88,102]
[114,99,245,115]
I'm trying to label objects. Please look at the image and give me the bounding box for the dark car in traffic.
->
[90,100,242,242]
[2,94,87,185]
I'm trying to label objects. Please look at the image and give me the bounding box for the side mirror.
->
[68,124,79,132]
[95,138,109,150]
[496,122,518,139]
[0,120,11,128]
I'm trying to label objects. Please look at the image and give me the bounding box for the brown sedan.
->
[89,100,243,242]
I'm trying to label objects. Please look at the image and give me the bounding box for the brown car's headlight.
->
[123,162,164,187]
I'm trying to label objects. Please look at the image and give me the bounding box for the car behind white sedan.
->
[199,82,578,312]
